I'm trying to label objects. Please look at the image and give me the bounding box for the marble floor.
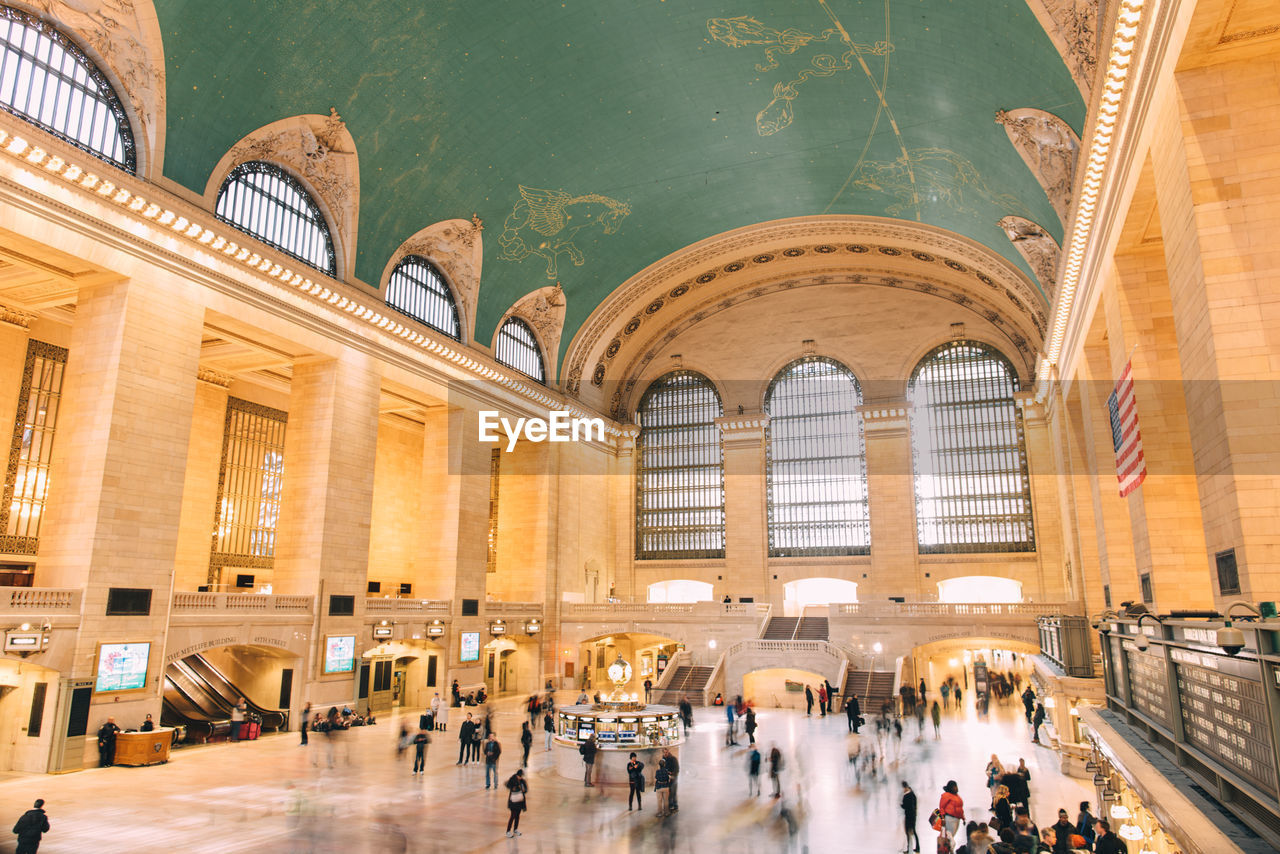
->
[0,694,1090,853]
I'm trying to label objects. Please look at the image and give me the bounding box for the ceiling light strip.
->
[0,126,616,435]
[1040,0,1148,384]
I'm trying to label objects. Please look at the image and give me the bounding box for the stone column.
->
[36,277,204,746]
[715,414,769,603]
[274,349,381,708]
[1149,66,1280,604]
[1019,396,1065,601]
[860,401,920,599]
[611,427,638,601]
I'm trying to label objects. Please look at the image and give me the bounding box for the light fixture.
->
[372,620,393,640]
[708,639,717,650]
[426,619,445,637]
[1118,823,1145,842]
[524,618,541,636]
[873,642,882,654]
[489,619,506,637]
[1110,804,1131,820]
[1217,601,1262,656]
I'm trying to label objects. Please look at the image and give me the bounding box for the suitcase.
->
[241,721,261,741]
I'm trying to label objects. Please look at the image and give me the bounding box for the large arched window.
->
[0,6,136,171]
[494,316,546,383]
[385,255,461,340]
[215,161,336,275]
[908,341,1034,553]
[635,371,724,559]
[765,357,869,555]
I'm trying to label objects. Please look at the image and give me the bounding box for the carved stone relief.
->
[509,283,567,379]
[388,215,484,341]
[996,108,1080,225]
[208,110,361,279]
[1029,0,1102,96]
[999,216,1061,302]
[18,0,167,175]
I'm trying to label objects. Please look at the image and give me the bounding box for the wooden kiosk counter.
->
[114,729,173,766]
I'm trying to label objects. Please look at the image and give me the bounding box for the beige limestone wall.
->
[367,415,424,595]
[171,381,228,591]
[491,440,551,603]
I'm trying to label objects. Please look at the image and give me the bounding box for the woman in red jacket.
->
[939,780,965,841]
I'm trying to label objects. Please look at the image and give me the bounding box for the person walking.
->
[747,746,762,796]
[725,699,738,745]
[1050,809,1076,854]
[679,695,693,733]
[436,699,448,733]
[825,679,836,715]
[991,785,1013,830]
[483,732,502,789]
[940,682,951,710]
[626,752,645,810]
[847,693,861,732]
[654,758,672,816]
[579,733,597,786]
[662,748,680,811]
[939,780,965,841]
[519,721,533,768]
[643,677,653,703]
[901,782,920,854]
[12,799,48,854]
[744,706,758,745]
[930,701,942,738]
[818,684,828,718]
[457,713,476,765]
[543,709,555,751]
[504,769,528,837]
[430,693,442,729]
[1021,686,1036,723]
[768,744,784,798]
[1032,702,1047,744]
[918,678,927,708]
[1076,801,1098,851]
[411,727,430,775]
[96,718,120,767]
[230,697,247,742]
[805,685,814,716]
[300,701,312,746]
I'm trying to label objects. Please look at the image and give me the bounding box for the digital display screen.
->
[323,635,356,674]
[460,632,480,663]
[94,642,150,692]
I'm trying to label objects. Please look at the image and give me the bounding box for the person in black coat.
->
[457,713,477,765]
[804,685,814,716]
[1032,702,1047,744]
[505,769,528,837]
[824,680,836,714]
[846,694,861,732]
[520,721,533,768]
[900,782,919,853]
[1021,686,1036,723]
[626,752,645,810]
[1094,819,1128,854]
[1050,809,1075,854]
[744,707,758,745]
[96,718,120,767]
[12,799,49,854]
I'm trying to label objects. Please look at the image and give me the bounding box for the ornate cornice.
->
[196,368,234,388]
[0,304,35,329]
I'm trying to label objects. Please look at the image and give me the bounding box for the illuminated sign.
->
[460,631,480,662]
[324,635,356,674]
[94,642,150,692]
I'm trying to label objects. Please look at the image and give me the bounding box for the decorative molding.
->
[1028,0,1102,96]
[196,368,234,388]
[17,0,167,176]
[999,216,1062,302]
[564,218,1045,398]
[995,108,1081,225]
[208,111,360,280]
[0,304,35,329]
[385,215,484,341]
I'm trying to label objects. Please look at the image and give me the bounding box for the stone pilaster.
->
[715,414,769,602]
[860,402,920,599]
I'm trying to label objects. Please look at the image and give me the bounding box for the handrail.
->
[364,598,451,614]
[702,650,726,707]
[172,592,314,614]
[755,603,772,637]
[0,587,80,612]
[832,601,1080,618]
[653,649,691,694]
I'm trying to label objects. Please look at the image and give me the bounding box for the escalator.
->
[183,654,288,731]
[158,654,288,742]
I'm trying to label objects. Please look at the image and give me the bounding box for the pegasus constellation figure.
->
[497,185,631,279]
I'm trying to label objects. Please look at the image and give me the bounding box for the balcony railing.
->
[365,598,451,615]
[172,592,314,614]
[834,601,1078,618]
[562,601,768,619]
[0,587,80,613]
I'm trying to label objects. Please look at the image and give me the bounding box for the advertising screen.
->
[94,642,151,692]
[460,631,480,663]
[323,635,356,674]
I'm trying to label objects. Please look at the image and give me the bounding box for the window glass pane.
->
[216,160,336,276]
[0,340,68,553]
[494,317,545,383]
[210,398,288,587]
[766,358,868,556]
[0,7,135,171]
[908,341,1034,553]
[386,255,461,340]
[635,371,724,559]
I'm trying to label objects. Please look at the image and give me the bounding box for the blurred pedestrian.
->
[520,721,532,768]
[412,727,429,775]
[627,752,645,810]
[483,732,502,789]
[12,798,48,854]
[504,769,528,837]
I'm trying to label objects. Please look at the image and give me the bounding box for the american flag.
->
[1107,359,1146,497]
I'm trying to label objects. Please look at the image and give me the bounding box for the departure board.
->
[1124,647,1172,728]
[1172,649,1277,798]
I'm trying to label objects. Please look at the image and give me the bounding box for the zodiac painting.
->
[707,15,892,136]
[852,149,1030,218]
[497,185,631,279]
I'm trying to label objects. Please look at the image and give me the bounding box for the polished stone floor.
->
[0,693,1090,853]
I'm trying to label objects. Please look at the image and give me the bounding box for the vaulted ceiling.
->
[154,0,1084,369]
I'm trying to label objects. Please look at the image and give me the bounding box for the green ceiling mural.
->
[155,0,1083,373]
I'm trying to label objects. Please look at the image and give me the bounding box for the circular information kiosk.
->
[553,655,683,785]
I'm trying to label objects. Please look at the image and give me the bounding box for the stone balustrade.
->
[0,587,80,613]
[171,592,314,614]
[364,598,451,614]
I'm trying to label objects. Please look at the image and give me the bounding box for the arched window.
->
[494,317,545,383]
[635,371,724,559]
[908,341,1034,553]
[0,6,136,171]
[385,255,461,340]
[215,161,336,276]
[765,357,869,556]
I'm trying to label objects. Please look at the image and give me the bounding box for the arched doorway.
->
[163,644,300,740]
[782,577,858,616]
[936,575,1023,603]
[647,579,714,603]
[362,639,447,713]
[742,667,832,710]
[577,632,682,697]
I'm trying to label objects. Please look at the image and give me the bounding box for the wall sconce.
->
[427,619,445,637]
[1118,823,1145,842]
[489,619,507,637]
[1110,804,1131,820]
[371,620,393,640]
[524,619,541,636]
